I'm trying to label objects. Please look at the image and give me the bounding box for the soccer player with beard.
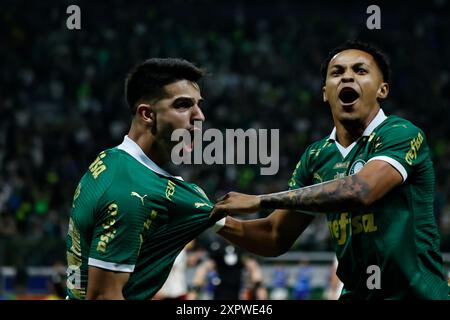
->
[212,41,449,299]
[66,58,221,300]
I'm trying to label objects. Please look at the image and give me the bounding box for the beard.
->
[151,117,178,164]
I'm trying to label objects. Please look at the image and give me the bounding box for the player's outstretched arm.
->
[217,209,314,257]
[212,159,402,216]
[86,266,130,300]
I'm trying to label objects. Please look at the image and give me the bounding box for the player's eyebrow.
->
[329,64,344,71]
[330,62,369,71]
[173,96,204,105]
[352,62,369,68]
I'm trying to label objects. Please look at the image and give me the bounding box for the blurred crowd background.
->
[1,0,450,298]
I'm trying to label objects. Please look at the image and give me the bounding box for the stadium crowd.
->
[1,0,450,270]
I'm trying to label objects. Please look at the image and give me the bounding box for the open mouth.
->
[183,127,197,153]
[339,87,360,106]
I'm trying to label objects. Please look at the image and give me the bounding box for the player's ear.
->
[136,103,155,125]
[377,82,389,100]
[322,86,328,102]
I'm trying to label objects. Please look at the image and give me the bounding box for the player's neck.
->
[335,108,380,147]
[127,125,167,167]
[335,126,362,147]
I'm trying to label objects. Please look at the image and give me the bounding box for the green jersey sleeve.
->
[88,192,145,272]
[287,146,317,216]
[368,121,429,182]
[288,146,313,190]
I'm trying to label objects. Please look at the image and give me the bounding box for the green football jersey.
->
[289,109,448,299]
[66,136,216,300]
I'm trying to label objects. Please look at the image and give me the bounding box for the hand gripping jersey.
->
[289,110,449,299]
[66,136,216,299]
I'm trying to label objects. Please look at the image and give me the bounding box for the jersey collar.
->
[117,135,182,179]
[328,108,387,141]
[328,109,387,158]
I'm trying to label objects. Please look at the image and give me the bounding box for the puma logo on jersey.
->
[195,202,211,208]
[131,192,147,205]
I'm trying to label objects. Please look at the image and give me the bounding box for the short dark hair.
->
[125,58,205,114]
[320,40,391,85]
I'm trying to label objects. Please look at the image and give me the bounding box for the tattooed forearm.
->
[259,175,371,212]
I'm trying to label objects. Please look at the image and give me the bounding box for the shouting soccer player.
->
[66,58,221,299]
[212,41,449,299]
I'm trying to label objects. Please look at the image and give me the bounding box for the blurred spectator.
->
[189,236,267,300]
[153,247,190,300]
[269,265,290,300]
[292,261,314,300]
[323,257,344,300]
[153,241,201,300]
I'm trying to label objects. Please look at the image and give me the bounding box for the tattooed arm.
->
[212,160,402,257]
[212,159,403,216]
[260,174,370,211]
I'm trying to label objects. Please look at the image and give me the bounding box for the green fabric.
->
[289,115,448,299]
[66,148,215,300]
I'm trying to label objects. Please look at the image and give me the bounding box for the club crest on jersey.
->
[349,159,366,175]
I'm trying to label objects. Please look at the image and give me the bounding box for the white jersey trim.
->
[329,109,388,158]
[88,257,135,273]
[368,156,408,182]
[334,141,357,158]
[117,135,183,180]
